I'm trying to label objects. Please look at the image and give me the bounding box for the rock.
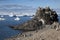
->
[10,7,58,31]
[10,19,43,31]
[35,7,58,24]
[5,28,60,40]
[51,22,60,31]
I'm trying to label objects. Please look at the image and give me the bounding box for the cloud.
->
[0,5,36,13]
[0,5,36,15]
[0,5,35,9]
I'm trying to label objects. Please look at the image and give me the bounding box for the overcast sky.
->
[0,0,60,8]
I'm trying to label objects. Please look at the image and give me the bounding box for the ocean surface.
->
[0,15,60,40]
[0,15,32,40]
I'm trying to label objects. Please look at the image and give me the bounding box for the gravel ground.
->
[5,25,60,40]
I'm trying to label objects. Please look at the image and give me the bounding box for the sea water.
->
[0,15,32,40]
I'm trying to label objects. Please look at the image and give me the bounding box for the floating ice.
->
[14,17,20,21]
[0,18,5,21]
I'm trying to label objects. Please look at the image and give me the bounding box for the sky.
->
[0,0,60,8]
[0,0,60,15]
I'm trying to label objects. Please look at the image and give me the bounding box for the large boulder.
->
[10,7,59,31]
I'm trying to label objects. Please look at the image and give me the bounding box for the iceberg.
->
[0,18,5,21]
[14,17,20,21]
[9,12,14,17]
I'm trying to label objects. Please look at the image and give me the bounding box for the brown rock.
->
[10,7,59,31]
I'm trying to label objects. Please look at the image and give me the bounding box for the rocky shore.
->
[5,7,60,40]
[5,28,60,40]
